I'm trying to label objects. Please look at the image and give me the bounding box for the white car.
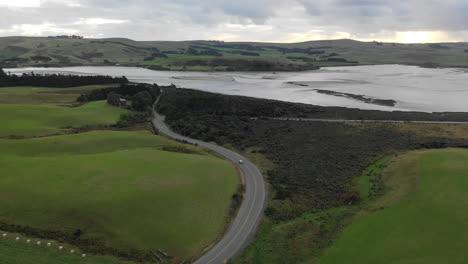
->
[238,160,244,165]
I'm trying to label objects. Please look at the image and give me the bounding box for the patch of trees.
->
[212,43,265,51]
[287,56,315,61]
[106,92,121,106]
[161,51,180,55]
[157,88,468,221]
[176,58,319,71]
[373,41,383,46]
[266,46,329,55]
[147,65,171,71]
[0,69,128,88]
[115,112,150,127]
[160,88,468,122]
[76,52,104,61]
[326,57,358,63]
[79,83,161,114]
[226,51,261,56]
[186,46,223,56]
[48,35,83,39]
[30,55,52,62]
[429,44,450,49]
[144,52,168,61]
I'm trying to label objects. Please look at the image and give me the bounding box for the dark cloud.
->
[0,0,467,42]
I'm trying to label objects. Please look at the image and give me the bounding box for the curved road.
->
[152,97,268,264]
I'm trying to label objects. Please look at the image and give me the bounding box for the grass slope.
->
[317,149,468,264]
[2,37,468,70]
[0,131,239,259]
[0,100,125,137]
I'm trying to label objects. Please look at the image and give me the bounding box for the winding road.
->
[152,96,268,264]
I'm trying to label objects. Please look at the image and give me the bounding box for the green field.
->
[0,101,126,137]
[0,131,239,259]
[0,85,117,105]
[316,149,468,264]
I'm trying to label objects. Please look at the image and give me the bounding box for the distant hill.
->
[1,37,468,71]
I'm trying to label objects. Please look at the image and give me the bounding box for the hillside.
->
[1,37,468,71]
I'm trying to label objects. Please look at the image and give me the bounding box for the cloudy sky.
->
[1,0,468,43]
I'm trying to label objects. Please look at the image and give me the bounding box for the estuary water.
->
[6,64,468,112]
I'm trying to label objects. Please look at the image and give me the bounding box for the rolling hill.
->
[1,37,468,71]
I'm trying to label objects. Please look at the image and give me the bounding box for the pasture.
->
[317,149,468,264]
[0,85,117,104]
[0,101,126,137]
[0,131,240,259]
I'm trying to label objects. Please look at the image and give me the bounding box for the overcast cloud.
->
[0,0,468,42]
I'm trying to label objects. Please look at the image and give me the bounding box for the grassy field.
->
[0,101,126,137]
[2,37,468,70]
[0,237,133,264]
[0,131,240,259]
[0,85,117,104]
[316,149,468,264]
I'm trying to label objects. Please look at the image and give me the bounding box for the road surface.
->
[152,99,268,264]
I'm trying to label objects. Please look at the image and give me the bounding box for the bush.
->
[116,113,130,127]
[132,90,153,111]
[107,92,122,106]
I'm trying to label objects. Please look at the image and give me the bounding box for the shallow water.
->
[6,65,468,112]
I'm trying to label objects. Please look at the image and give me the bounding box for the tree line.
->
[0,68,128,88]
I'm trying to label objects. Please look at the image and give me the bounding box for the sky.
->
[0,0,468,43]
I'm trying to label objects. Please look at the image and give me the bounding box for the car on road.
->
[238,159,244,164]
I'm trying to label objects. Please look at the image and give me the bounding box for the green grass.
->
[0,101,126,137]
[0,85,118,105]
[0,237,133,264]
[0,130,240,259]
[316,149,468,264]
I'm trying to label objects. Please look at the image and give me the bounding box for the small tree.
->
[107,92,121,106]
[116,113,130,127]
[0,68,7,78]
[132,91,153,111]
